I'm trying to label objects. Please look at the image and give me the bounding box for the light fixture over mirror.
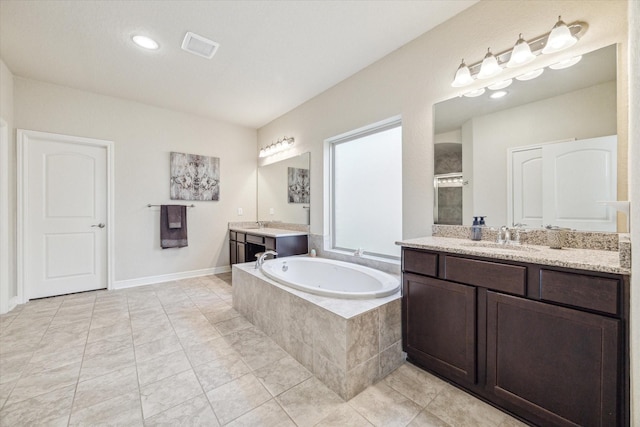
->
[450,17,588,88]
[259,136,295,158]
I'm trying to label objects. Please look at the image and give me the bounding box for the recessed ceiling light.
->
[490,90,508,99]
[132,35,159,50]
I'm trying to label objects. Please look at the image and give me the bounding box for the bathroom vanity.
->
[229,227,308,265]
[398,237,630,427]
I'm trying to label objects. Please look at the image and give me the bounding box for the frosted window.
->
[332,122,402,258]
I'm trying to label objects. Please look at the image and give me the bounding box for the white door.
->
[511,148,543,228]
[20,130,111,299]
[542,136,617,231]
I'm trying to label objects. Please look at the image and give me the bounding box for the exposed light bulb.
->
[477,48,502,79]
[451,59,474,87]
[507,34,536,68]
[542,16,577,54]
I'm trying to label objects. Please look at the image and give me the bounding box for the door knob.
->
[91,223,106,228]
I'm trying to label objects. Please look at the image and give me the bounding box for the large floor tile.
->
[0,384,75,427]
[276,377,345,426]
[253,356,312,397]
[140,369,203,419]
[73,366,139,412]
[68,391,143,426]
[226,399,295,427]
[348,382,422,427]
[193,350,251,392]
[5,361,81,406]
[383,363,447,407]
[145,395,220,426]
[136,349,192,386]
[206,373,271,425]
[426,383,508,427]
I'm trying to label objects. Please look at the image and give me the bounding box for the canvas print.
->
[288,167,310,203]
[170,152,220,201]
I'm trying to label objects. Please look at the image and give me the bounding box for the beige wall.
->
[0,59,15,312]
[13,77,257,285]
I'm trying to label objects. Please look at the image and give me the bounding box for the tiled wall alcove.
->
[232,264,404,400]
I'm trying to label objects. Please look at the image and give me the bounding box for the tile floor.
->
[0,273,527,426]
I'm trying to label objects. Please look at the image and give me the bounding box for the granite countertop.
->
[396,236,629,275]
[230,227,308,238]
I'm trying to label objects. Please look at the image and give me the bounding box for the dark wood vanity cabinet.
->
[229,230,307,265]
[401,248,629,427]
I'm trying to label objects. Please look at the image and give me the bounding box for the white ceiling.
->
[0,0,477,129]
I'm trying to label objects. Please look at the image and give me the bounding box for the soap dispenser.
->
[471,217,481,241]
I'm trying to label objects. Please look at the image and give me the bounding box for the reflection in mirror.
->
[258,153,310,224]
[433,44,624,231]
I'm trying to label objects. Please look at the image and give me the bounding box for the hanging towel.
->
[161,205,188,249]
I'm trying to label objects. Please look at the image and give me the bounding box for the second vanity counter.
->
[229,227,308,238]
[396,236,629,275]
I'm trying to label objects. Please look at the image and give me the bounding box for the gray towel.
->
[161,205,188,249]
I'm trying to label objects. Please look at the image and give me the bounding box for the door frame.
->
[17,129,115,303]
[0,119,10,313]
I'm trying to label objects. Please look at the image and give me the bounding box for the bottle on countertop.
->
[471,216,481,241]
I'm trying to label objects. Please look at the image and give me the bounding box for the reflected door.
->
[543,136,617,231]
[22,131,109,299]
[510,136,617,231]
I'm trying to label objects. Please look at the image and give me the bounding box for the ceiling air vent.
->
[181,32,219,59]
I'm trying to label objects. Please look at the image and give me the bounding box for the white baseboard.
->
[0,296,21,315]
[113,266,232,290]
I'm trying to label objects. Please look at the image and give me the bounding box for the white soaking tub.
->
[260,256,399,299]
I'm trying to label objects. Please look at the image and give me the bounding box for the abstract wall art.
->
[170,152,220,201]
[287,167,310,203]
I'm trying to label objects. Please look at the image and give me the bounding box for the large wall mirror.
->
[257,152,310,225]
[433,44,625,232]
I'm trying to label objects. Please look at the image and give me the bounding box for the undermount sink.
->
[460,242,540,252]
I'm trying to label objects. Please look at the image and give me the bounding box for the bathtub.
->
[260,256,399,299]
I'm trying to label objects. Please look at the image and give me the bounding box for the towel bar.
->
[147,204,195,208]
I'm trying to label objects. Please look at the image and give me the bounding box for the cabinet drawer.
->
[402,249,438,277]
[444,256,526,296]
[540,269,620,315]
[229,231,237,241]
[235,232,246,243]
[246,234,264,245]
[265,237,276,250]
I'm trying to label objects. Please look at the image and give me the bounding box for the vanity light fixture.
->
[132,35,159,50]
[507,34,536,68]
[516,68,544,81]
[259,137,295,158]
[477,48,502,79]
[450,17,587,87]
[542,16,578,54]
[451,60,474,87]
[549,55,582,70]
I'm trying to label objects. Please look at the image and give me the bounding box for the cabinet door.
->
[237,242,246,263]
[403,273,476,385]
[230,241,237,265]
[486,292,619,427]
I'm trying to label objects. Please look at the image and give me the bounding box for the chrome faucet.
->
[255,250,277,269]
[497,226,511,245]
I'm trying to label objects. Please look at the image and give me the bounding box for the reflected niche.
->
[434,140,463,225]
[258,152,310,225]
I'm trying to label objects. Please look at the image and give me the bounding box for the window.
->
[330,117,402,259]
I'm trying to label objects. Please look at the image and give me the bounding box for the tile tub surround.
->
[232,263,404,400]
